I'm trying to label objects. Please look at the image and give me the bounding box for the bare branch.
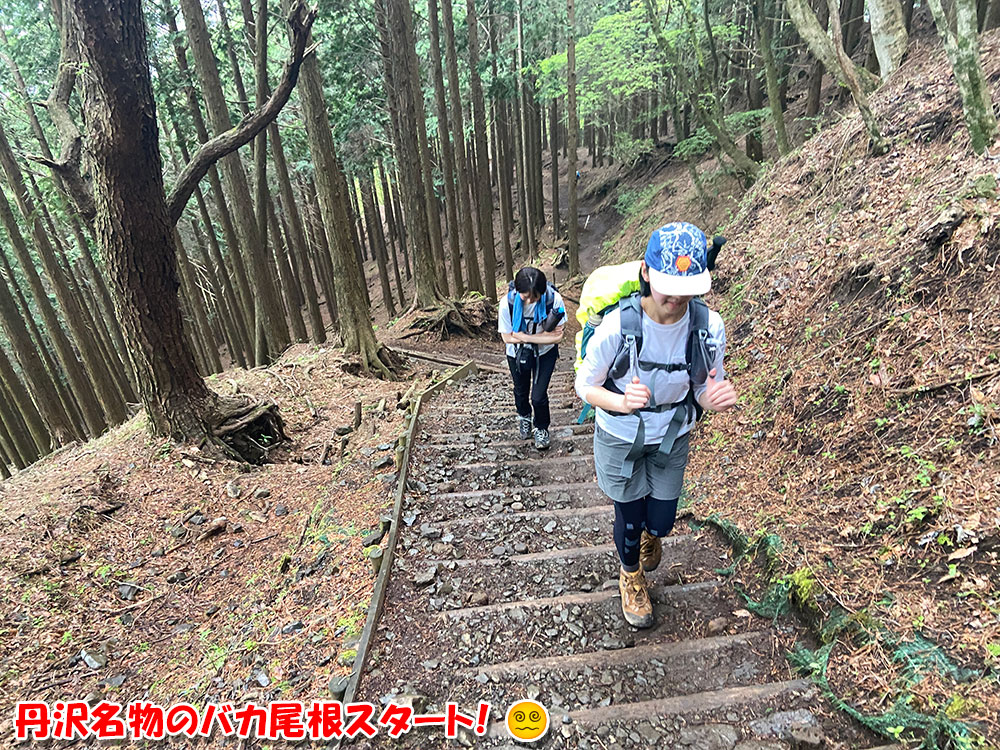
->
[165,1,317,225]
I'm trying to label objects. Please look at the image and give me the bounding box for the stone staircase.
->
[353,369,896,750]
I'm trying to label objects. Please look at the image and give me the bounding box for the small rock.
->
[274,505,288,517]
[787,726,825,748]
[118,582,139,601]
[335,425,353,436]
[470,592,488,606]
[337,651,356,667]
[374,455,394,470]
[254,488,271,499]
[282,621,304,635]
[749,710,818,739]
[543,520,557,533]
[707,616,729,635]
[511,502,524,511]
[256,670,271,688]
[226,481,242,498]
[514,542,528,553]
[413,566,438,586]
[80,649,107,670]
[107,674,126,688]
[206,605,220,616]
[492,545,506,557]
[679,724,738,749]
[166,570,188,584]
[421,659,439,670]
[151,547,165,558]
[377,443,393,451]
[419,523,441,540]
[397,693,430,713]
[168,524,186,539]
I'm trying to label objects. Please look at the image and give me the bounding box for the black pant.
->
[614,496,680,571]
[506,345,558,430]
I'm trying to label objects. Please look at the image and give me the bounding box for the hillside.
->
[654,32,1000,743]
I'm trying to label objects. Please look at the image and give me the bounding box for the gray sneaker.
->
[518,416,532,441]
[533,428,550,451]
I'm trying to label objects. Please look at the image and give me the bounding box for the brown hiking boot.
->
[618,566,654,628]
[640,530,662,572]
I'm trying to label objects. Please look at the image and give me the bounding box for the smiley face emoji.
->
[505,700,549,743]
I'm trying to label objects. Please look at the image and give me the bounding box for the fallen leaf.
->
[947,546,977,561]
[733,609,752,618]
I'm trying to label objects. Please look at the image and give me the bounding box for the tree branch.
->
[166,0,317,225]
[44,0,96,223]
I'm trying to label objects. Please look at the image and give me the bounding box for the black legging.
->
[614,496,679,572]
[506,345,558,430]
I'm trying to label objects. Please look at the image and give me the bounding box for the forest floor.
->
[0,345,454,741]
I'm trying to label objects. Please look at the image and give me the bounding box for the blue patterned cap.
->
[643,222,711,296]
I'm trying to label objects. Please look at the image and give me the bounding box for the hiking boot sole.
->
[621,607,655,628]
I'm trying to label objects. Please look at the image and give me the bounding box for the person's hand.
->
[702,368,738,412]
[621,376,651,412]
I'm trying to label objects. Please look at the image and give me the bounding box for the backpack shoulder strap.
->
[618,293,643,342]
[685,297,714,421]
[545,283,556,315]
[688,296,709,330]
[607,293,643,381]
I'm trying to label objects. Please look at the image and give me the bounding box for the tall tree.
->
[785,0,886,151]
[566,0,580,276]
[65,0,312,445]
[755,0,791,155]
[465,0,498,301]
[296,6,396,374]
[868,0,909,78]
[177,0,290,363]
[927,0,998,153]
[441,0,484,294]
[428,0,465,297]
[379,0,443,307]
[0,124,114,435]
[643,0,762,182]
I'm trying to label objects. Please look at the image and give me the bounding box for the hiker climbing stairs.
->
[353,368,896,749]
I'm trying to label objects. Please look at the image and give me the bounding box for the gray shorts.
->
[593,425,690,503]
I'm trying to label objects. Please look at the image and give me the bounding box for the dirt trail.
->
[352,370,894,749]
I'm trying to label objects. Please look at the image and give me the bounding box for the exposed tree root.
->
[341,342,407,380]
[207,396,288,464]
[404,295,498,341]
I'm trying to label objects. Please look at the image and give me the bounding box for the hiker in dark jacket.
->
[575,223,738,628]
[499,267,567,451]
